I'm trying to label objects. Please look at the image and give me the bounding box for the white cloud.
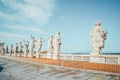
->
[0,0,55,44]
[0,32,26,39]
[0,11,27,24]
[0,0,55,24]
[0,24,47,35]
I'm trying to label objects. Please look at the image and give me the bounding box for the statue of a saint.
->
[23,40,29,54]
[10,44,13,53]
[36,38,44,53]
[6,45,8,53]
[10,44,13,56]
[18,42,23,53]
[30,35,36,53]
[53,32,61,59]
[90,22,107,55]
[48,35,54,54]
[16,43,18,53]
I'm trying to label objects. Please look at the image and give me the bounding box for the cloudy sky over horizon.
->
[0,0,120,53]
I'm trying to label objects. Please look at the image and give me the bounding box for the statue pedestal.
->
[24,53,27,57]
[9,53,12,56]
[36,52,39,58]
[28,52,33,57]
[118,57,120,65]
[52,55,58,60]
[90,55,105,63]
[47,52,52,58]
[90,52,99,55]
[17,53,21,57]
[14,53,17,57]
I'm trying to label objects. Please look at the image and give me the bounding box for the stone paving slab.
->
[0,57,120,80]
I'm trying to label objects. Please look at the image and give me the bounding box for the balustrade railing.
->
[1,53,120,74]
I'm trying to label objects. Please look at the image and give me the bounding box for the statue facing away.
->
[10,44,13,53]
[18,42,23,53]
[16,43,18,53]
[90,22,107,55]
[30,35,36,53]
[36,38,44,53]
[53,32,61,59]
[48,35,54,54]
[6,45,8,53]
[23,40,29,53]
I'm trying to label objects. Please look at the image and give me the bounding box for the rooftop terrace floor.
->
[0,56,120,80]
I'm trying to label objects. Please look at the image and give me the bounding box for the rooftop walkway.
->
[0,56,120,80]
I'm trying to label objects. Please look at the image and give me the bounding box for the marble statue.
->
[90,21,107,55]
[53,32,61,59]
[23,40,29,54]
[18,42,23,53]
[0,43,4,55]
[10,44,13,56]
[16,43,18,53]
[36,38,44,53]
[10,44,13,53]
[29,35,36,57]
[48,35,54,54]
[36,38,44,58]
[6,45,8,53]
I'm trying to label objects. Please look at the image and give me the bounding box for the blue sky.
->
[0,0,120,53]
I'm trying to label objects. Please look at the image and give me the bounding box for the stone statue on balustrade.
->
[48,35,54,54]
[1,47,5,55]
[23,40,29,56]
[36,38,44,58]
[10,44,13,56]
[90,21,107,55]
[18,42,23,53]
[53,32,61,59]
[15,43,18,53]
[6,45,8,53]
[29,35,36,57]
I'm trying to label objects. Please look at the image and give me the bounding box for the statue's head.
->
[11,44,13,47]
[95,21,101,26]
[20,42,22,44]
[50,35,53,38]
[31,35,35,39]
[40,38,42,40]
[57,32,60,35]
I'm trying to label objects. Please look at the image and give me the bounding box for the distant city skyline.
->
[0,0,120,53]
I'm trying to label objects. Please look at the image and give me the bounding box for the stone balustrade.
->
[1,55,120,74]
[4,53,120,65]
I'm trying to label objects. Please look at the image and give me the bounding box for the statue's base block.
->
[17,53,22,57]
[14,53,17,57]
[47,52,52,58]
[28,53,33,57]
[90,56,105,63]
[118,57,120,65]
[90,52,100,55]
[24,54,27,57]
[52,55,58,60]
[36,53,39,58]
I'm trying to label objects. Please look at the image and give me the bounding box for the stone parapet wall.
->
[4,53,120,65]
[0,55,120,74]
[59,54,120,65]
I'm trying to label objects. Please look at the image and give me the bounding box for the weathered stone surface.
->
[29,35,36,57]
[90,56,105,63]
[0,57,119,80]
[90,22,107,55]
[48,35,54,55]
[53,32,61,60]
